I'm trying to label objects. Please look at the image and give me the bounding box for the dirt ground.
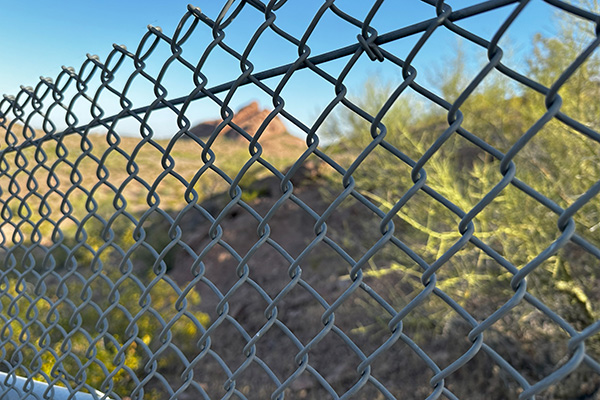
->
[155,163,599,400]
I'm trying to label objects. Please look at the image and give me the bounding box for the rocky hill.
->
[189,101,294,143]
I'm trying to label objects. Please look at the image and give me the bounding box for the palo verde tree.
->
[323,7,600,398]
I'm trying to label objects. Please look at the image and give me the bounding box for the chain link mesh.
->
[1,0,600,399]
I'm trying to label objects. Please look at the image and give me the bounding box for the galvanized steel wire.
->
[0,0,600,399]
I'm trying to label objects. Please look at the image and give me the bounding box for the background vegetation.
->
[321,9,600,398]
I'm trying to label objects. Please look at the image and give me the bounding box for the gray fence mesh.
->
[1,0,600,399]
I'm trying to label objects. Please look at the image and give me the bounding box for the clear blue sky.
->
[0,1,560,138]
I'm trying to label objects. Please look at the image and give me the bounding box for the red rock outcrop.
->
[189,101,289,141]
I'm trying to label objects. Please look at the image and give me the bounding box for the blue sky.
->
[0,1,560,138]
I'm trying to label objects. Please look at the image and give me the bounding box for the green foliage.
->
[326,13,600,367]
[1,213,209,398]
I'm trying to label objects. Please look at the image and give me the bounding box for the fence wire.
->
[0,0,600,399]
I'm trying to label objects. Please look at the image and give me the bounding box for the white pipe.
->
[0,372,112,400]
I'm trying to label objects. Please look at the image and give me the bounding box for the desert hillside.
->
[1,89,599,399]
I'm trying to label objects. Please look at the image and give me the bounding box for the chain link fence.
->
[1,0,600,399]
